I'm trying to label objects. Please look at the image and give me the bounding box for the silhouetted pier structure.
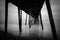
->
[5,0,57,40]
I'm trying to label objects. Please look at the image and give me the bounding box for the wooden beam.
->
[39,12,43,30]
[5,0,8,34]
[18,7,22,33]
[46,0,57,40]
[25,14,27,25]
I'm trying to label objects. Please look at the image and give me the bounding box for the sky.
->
[0,0,60,38]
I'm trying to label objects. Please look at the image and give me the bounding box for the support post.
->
[18,7,22,33]
[25,14,27,25]
[29,10,31,28]
[46,0,57,40]
[29,13,31,28]
[39,12,43,30]
[5,0,8,34]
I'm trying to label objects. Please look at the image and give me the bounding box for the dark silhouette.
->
[25,14,27,25]
[46,0,57,40]
[5,0,8,34]
[5,0,57,40]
